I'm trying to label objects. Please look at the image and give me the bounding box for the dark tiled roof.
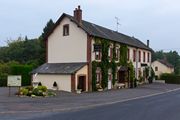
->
[158,60,174,68]
[64,14,152,51]
[31,63,87,74]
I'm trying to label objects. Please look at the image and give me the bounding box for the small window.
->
[95,51,101,60]
[139,51,141,62]
[96,72,101,83]
[155,67,158,71]
[147,53,150,62]
[133,50,136,62]
[143,52,146,62]
[108,47,113,60]
[63,24,69,36]
[127,49,130,61]
[115,47,119,61]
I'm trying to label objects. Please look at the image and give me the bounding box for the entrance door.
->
[118,71,126,83]
[78,76,86,91]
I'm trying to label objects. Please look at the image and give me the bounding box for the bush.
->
[20,88,29,95]
[32,88,43,96]
[160,73,180,84]
[37,86,47,92]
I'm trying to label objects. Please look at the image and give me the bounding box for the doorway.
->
[78,76,86,91]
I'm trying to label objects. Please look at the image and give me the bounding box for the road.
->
[29,89,180,120]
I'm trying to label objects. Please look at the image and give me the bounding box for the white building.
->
[31,6,153,92]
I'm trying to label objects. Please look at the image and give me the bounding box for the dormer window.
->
[63,24,69,36]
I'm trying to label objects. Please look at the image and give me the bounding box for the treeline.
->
[152,50,180,74]
[0,19,55,86]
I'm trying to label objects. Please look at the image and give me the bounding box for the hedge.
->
[10,65,33,86]
[160,73,180,84]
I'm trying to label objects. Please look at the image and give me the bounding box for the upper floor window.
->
[139,51,141,62]
[115,46,119,61]
[108,46,113,60]
[127,49,130,61]
[143,52,146,62]
[133,50,136,62]
[155,66,158,71]
[63,24,69,36]
[147,52,150,62]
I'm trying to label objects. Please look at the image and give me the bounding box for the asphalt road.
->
[29,89,180,120]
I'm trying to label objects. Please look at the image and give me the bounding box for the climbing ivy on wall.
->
[92,61,98,91]
[112,42,117,86]
[120,44,128,66]
[92,37,133,91]
[100,39,110,89]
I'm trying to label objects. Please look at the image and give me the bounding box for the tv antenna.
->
[115,17,120,32]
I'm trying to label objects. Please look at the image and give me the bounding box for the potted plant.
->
[53,81,58,90]
[76,84,82,94]
[96,83,103,91]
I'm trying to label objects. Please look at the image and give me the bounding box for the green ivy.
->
[92,61,98,91]
[120,44,128,66]
[112,42,117,86]
[92,38,133,90]
[128,61,135,82]
[100,39,109,89]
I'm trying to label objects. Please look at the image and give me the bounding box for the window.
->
[63,24,69,36]
[147,53,150,62]
[115,47,119,61]
[133,50,136,62]
[143,52,146,62]
[95,51,101,60]
[155,67,158,71]
[139,51,141,62]
[108,46,113,60]
[127,49,130,61]
[96,72,101,83]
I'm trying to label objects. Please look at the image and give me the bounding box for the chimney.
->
[73,5,82,25]
[147,40,149,47]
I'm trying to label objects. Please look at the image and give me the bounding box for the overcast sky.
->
[0,0,180,53]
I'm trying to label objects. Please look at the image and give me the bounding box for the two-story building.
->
[31,6,153,92]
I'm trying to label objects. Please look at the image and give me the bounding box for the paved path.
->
[0,83,180,120]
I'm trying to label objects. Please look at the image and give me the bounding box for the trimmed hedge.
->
[160,73,180,84]
[10,65,33,86]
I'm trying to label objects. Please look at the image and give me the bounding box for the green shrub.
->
[37,86,47,92]
[160,73,180,84]
[20,88,29,95]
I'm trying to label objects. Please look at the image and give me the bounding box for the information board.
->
[7,75,21,87]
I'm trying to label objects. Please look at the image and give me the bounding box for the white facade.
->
[33,74,72,92]
[48,17,87,63]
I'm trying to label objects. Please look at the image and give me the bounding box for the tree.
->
[39,19,55,64]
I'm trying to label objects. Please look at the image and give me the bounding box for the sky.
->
[0,0,180,53]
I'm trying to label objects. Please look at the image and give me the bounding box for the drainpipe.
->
[135,48,138,79]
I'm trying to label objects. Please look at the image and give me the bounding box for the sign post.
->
[7,75,22,97]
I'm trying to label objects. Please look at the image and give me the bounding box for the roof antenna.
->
[115,17,120,32]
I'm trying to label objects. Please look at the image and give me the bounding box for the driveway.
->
[0,82,180,120]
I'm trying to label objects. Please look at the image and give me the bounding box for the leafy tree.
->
[39,19,55,64]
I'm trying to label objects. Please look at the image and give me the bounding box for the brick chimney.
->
[147,40,149,47]
[74,5,82,25]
